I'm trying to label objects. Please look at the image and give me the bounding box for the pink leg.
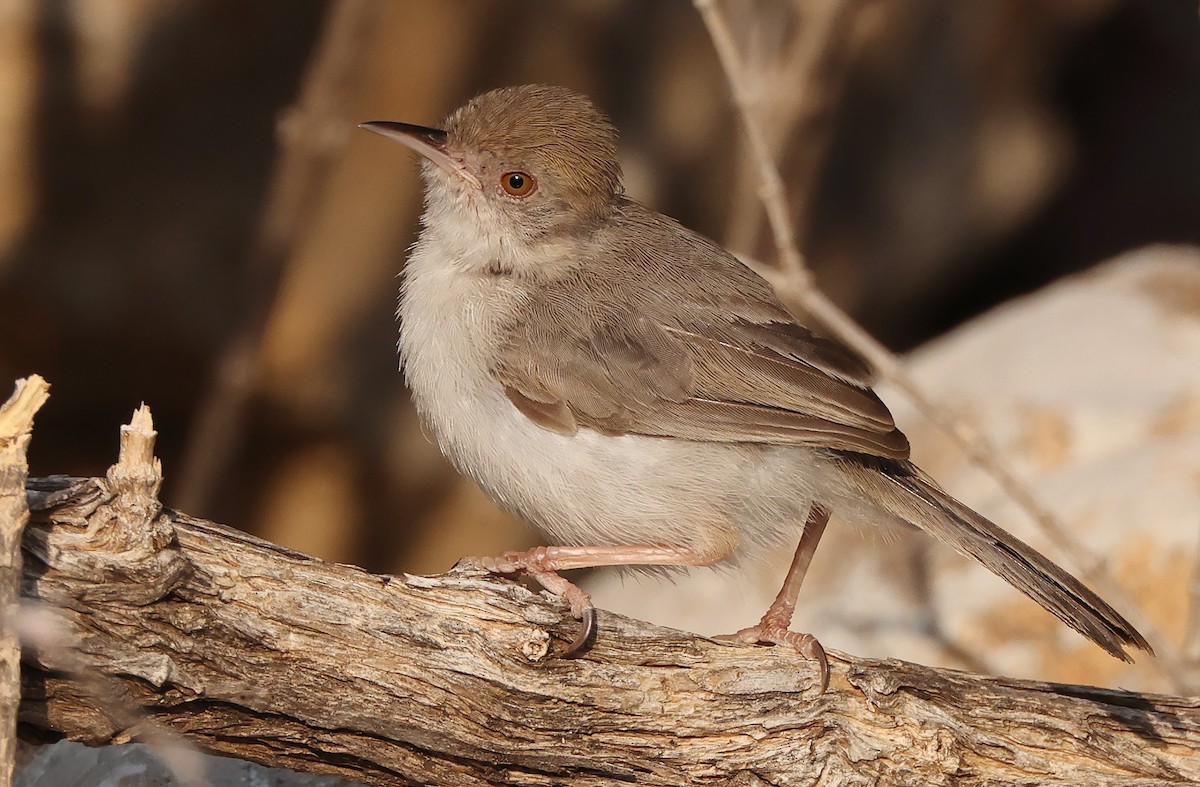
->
[721,505,831,692]
[476,543,731,655]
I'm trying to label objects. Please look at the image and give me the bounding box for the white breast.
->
[398,235,818,559]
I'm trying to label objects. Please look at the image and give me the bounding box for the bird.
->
[360,84,1151,690]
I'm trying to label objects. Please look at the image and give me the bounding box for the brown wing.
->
[491,201,910,460]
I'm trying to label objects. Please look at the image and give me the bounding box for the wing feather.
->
[490,200,910,460]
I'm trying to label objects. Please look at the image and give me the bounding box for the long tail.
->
[851,459,1153,662]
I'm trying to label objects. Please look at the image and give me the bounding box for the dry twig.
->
[176,0,380,512]
[692,0,1181,688]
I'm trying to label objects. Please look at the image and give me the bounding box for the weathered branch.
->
[13,417,1200,785]
[0,376,49,786]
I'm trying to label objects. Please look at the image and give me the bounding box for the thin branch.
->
[723,0,862,264]
[175,0,380,512]
[693,0,1183,688]
[696,0,811,286]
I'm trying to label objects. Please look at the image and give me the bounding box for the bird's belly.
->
[414,365,818,557]
[398,258,816,559]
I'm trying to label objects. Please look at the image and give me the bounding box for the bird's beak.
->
[358,121,481,188]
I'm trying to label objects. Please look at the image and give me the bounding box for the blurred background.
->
[0,0,1197,639]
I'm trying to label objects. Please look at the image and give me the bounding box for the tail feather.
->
[865,461,1152,662]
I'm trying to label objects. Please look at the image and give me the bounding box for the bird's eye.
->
[500,171,536,197]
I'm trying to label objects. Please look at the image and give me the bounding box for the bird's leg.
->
[720,504,831,692]
[476,543,730,655]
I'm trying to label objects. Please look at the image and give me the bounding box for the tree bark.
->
[14,411,1200,786]
[0,377,49,787]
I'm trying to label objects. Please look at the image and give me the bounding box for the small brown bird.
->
[362,85,1151,688]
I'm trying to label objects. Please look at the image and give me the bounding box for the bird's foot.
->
[717,623,829,694]
[476,548,596,656]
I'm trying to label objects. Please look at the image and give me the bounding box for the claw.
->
[562,606,596,657]
[717,625,830,694]
[795,633,829,694]
[475,551,599,657]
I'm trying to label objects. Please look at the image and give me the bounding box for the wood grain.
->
[0,376,49,787]
[15,462,1200,785]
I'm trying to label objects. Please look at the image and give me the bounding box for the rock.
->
[16,740,365,787]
